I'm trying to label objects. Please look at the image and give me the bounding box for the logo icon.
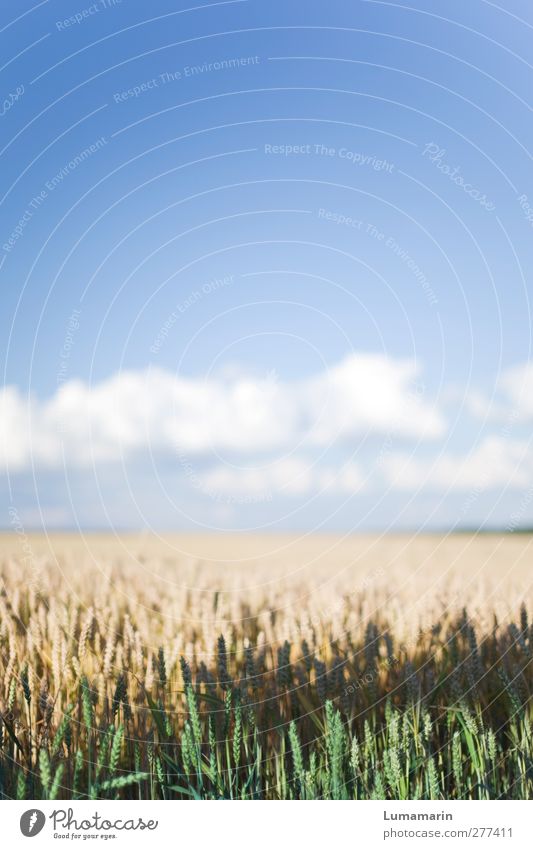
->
[20,810,46,837]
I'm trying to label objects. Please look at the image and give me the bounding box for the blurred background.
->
[1,0,533,533]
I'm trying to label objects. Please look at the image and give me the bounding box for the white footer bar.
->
[3,800,530,848]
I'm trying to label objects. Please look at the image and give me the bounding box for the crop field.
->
[0,532,532,800]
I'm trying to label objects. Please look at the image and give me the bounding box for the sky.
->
[1,0,533,532]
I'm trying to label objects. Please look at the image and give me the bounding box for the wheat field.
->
[0,532,532,800]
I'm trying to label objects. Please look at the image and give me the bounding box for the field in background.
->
[0,533,532,800]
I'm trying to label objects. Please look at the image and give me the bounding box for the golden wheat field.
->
[1,532,532,800]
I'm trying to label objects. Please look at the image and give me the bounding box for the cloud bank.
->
[0,353,444,473]
[385,436,532,491]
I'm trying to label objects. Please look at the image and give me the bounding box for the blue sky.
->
[1,0,533,532]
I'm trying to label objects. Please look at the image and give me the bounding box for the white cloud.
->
[500,362,533,419]
[306,354,444,442]
[199,457,365,499]
[0,354,444,473]
[0,386,34,470]
[462,362,533,424]
[384,436,531,491]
